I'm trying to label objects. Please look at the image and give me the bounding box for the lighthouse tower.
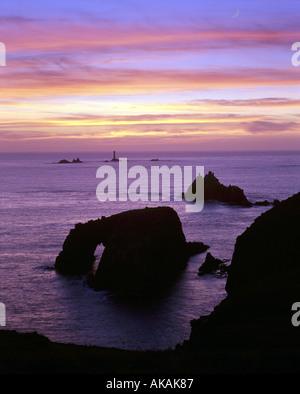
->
[111,151,119,162]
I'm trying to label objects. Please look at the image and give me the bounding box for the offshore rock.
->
[55,219,105,275]
[184,171,252,207]
[198,252,229,275]
[58,157,82,164]
[186,242,209,257]
[253,199,280,206]
[55,207,197,297]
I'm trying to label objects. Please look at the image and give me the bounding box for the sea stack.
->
[184,171,252,207]
[55,206,204,298]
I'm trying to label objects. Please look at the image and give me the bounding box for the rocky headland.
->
[182,191,300,372]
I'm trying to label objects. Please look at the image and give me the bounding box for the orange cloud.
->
[0,66,298,100]
[1,15,299,152]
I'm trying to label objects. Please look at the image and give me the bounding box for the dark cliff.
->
[186,192,300,364]
[226,192,300,296]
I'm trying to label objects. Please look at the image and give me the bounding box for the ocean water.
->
[0,150,300,350]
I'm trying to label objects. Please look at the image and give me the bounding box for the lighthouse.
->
[111,151,119,162]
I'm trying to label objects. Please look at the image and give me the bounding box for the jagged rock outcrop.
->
[185,192,300,357]
[184,171,252,206]
[55,206,206,297]
[184,171,281,208]
[253,199,280,207]
[58,158,82,164]
[198,252,229,275]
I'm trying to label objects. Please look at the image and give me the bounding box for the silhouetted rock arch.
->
[55,207,207,297]
[55,218,107,275]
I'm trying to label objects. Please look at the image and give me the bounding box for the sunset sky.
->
[0,0,299,152]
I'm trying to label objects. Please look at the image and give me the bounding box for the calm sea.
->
[0,150,300,350]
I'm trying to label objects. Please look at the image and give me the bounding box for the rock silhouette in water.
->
[185,192,300,361]
[253,199,280,206]
[58,157,82,164]
[184,171,252,206]
[184,171,281,208]
[55,207,205,297]
[186,242,209,257]
[198,252,229,275]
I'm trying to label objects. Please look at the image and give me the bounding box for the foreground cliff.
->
[226,191,300,295]
[55,206,205,298]
[185,192,300,364]
[2,195,300,373]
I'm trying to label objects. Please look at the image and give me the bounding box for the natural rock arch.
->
[55,206,207,297]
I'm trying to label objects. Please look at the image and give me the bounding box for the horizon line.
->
[2,149,300,154]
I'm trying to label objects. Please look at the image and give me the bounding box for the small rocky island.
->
[184,170,251,206]
[55,206,207,298]
[58,157,82,164]
[184,171,279,207]
[198,252,230,276]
